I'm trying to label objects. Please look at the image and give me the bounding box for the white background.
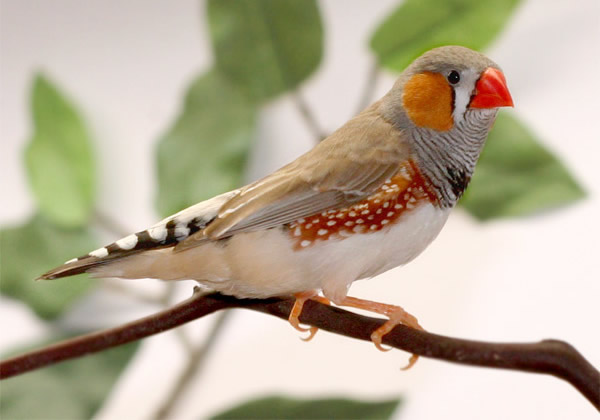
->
[1,0,599,419]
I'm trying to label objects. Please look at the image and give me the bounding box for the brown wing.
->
[176,101,410,251]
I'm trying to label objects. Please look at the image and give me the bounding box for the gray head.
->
[382,45,512,131]
[382,46,514,207]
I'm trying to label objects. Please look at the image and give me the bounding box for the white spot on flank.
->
[326,220,336,226]
[367,215,374,220]
[406,202,415,209]
[381,219,390,225]
[297,218,305,224]
[370,225,378,230]
[385,179,391,184]
[300,240,311,247]
[404,194,410,200]
[383,202,390,208]
[353,225,365,233]
[318,229,328,236]
[305,223,313,229]
[376,209,382,214]
[336,213,345,218]
[387,211,395,217]
[312,219,320,224]
[328,215,335,219]
[65,257,78,264]
[294,227,302,237]
[148,226,168,242]
[349,211,357,217]
[89,248,108,258]
[361,210,370,215]
[395,204,403,209]
[381,185,389,191]
[345,221,354,227]
[373,199,381,204]
[356,219,364,224]
[116,234,138,250]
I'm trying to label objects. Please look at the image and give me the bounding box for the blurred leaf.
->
[156,71,255,217]
[208,0,323,102]
[461,113,585,219]
[24,74,95,228]
[0,215,97,319]
[0,341,137,420]
[371,0,521,71]
[210,395,401,420]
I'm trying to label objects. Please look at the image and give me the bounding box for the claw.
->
[337,296,424,369]
[288,292,330,341]
[401,354,419,371]
[301,326,319,342]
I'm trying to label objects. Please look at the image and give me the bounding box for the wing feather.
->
[176,101,409,251]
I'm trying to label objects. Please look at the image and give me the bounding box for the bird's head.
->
[385,45,513,132]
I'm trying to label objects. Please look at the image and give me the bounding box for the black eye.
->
[447,70,460,84]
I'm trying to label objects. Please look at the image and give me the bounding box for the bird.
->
[39,45,513,366]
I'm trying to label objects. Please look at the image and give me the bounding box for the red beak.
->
[470,67,514,109]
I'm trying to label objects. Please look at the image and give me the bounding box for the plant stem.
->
[150,311,232,420]
[354,60,380,115]
[292,92,327,142]
[93,209,131,238]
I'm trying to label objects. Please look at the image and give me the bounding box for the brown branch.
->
[1,290,598,411]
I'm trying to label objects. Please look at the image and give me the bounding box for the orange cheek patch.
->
[402,72,453,131]
[288,161,438,250]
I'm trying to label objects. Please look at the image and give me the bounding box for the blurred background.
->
[1,0,599,419]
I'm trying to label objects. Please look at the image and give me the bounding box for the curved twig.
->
[1,290,598,410]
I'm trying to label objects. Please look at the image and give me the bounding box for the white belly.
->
[100,203,450,303]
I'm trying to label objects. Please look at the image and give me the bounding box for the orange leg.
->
[337,296,424,370]
[289,291,331,341]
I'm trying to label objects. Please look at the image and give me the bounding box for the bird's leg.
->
[289,291,330,341]
[336,296,423,369]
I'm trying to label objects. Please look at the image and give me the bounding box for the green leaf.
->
[0,341,137,420]
[370,0,521,72]
[24,74,95,228]
[156,71,255,217]
[460,113,585,220]
[208,0,324,102]
[0,215,97,319]
[210,395,402,420]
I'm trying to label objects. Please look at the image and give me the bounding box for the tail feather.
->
[38,191,238,280]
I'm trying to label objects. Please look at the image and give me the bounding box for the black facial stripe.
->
[468,74,483,107]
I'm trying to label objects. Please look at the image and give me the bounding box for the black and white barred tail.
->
[38,191,237,280]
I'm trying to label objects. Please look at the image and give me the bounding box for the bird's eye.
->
[447,70,460,85]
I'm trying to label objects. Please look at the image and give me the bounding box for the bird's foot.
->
[337,296,423,369]
[289,291,330,341]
